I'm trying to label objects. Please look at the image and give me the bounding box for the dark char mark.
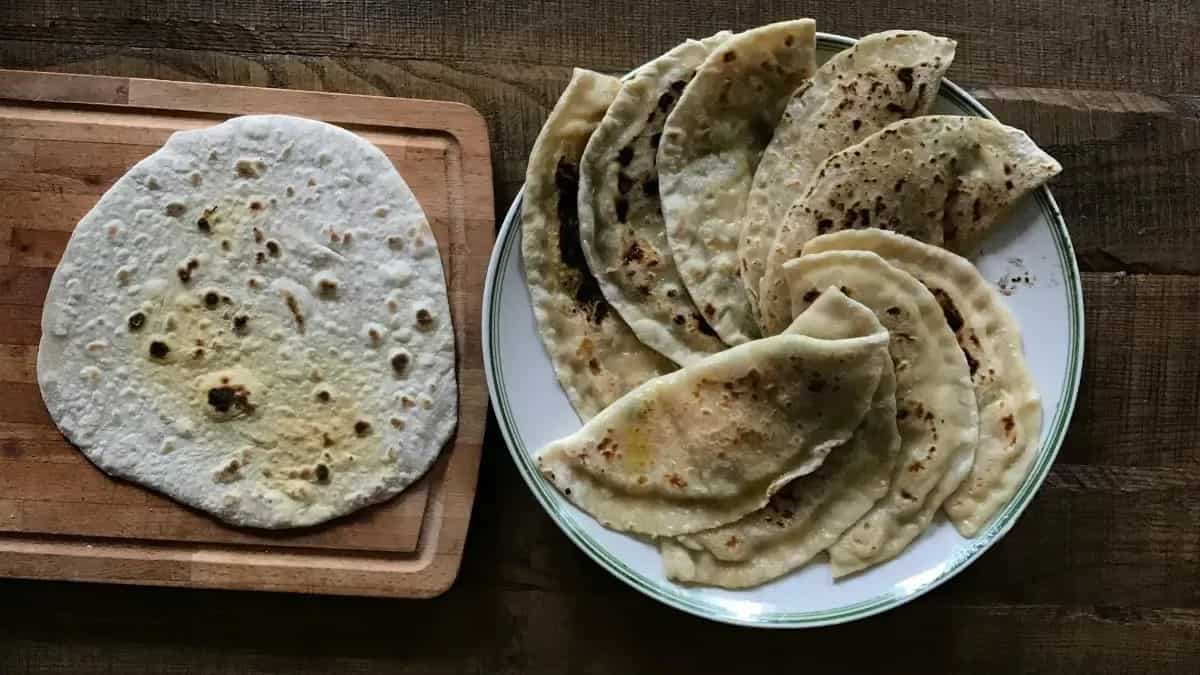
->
[554,157,609,325]
[614,197,630,223]
[930,287,979,376]
[617,173,634,195]
[930,287,964,332]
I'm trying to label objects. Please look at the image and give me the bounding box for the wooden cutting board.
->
[0,70,492,597]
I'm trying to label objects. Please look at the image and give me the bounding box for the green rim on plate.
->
[482,33,1084,628]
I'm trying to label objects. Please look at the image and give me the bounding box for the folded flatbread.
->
[579,32,731,366]
[782,250,979,577]
[522,68,676,419]
[659,19,817,347]
[740,30,955,329]
[804,229,1042,536]
[760,115,1062,334]
[661,288,901,587]
[535,328,889,537]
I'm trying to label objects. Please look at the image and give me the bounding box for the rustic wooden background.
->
[2,1,1198,672]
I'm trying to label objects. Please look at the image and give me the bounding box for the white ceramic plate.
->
[482,33,1083,628]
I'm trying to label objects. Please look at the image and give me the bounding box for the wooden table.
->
[1,2,1198,672]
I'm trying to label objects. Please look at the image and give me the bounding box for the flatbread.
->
[782,250,979,577]
[760,115,1062,334]
[658,19,817,346]
[661,289,901,588]
[522,69,676,420]
[37,115,457,529]
[579,32,731,366]
[804,229,1042,536]
[740,30,954,329]
[535,329,889,537]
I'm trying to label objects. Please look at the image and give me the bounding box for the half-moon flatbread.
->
[782,250,979,577]
[661,288,901,587]
[739,30,955,329]
[38,115,457,528]
[535,328,889,537]
[579,33,731,366]
[659,19,817,347]
[522,69,676,420]
[760,115,1062,334]
[803,229,1042,536]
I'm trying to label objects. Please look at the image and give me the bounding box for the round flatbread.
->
[37,114,458,529]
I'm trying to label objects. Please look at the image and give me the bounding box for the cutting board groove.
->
[0,69,492,597]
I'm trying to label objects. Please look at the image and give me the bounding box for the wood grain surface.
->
[1,1,1198,673]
